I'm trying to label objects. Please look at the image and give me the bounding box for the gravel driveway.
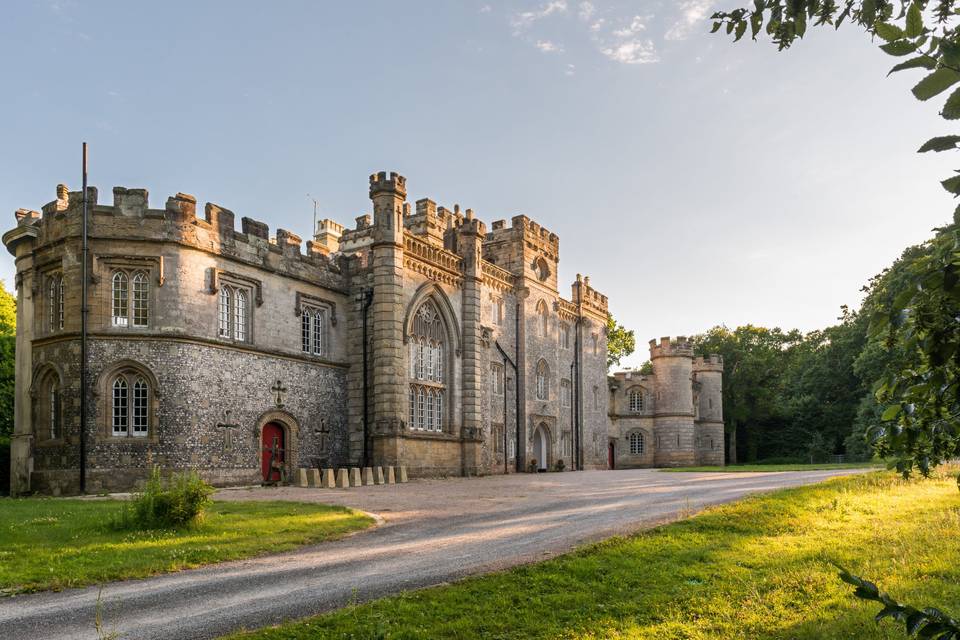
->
[0,468,869,640]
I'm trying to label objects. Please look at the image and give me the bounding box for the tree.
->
[0,279,14,337]
[0,281,13,440]
[711,0,960,479]
[606,314,636,370]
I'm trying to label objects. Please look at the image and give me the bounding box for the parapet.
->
[693,354,724,372]
[571,273,609,317]
[484,214,560,254]
[649,336,695,359]
[369,171,407,198]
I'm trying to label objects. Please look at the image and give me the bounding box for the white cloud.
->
[565,63,576,76]
[664,0,715,41]
[479,4,492,13]
[511,1,568,32]
[536,39,564,53]
[601,39,659,65]
[612,15,651,37]
[578,1,595,21]
[589,18,605,32]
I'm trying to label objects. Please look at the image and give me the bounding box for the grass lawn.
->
[660,462,884,473]
[226,468,960,640]
[0,500,373,594]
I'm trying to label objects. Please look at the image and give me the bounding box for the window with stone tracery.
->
[628,388,645,413]
[408,300,446,432]
[48,274,64,332]
[536,360,549,400]
[301,307,328,356]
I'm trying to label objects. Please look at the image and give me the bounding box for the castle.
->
[3,172,723,495]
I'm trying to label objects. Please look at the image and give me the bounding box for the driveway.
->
[0,468,870,639]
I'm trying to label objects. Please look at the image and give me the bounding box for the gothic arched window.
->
[629,431,645,455]
[408,300,446,432]
[112,271,128,327]
[301,306,328,356]
[49,274,64,332]
[132,271,149,327]
[536,360,549,400]
[628,388,644,413]
[536,300,548,338]
[35,367,63,441]
[218,285,250,343]
[108,365,154,438]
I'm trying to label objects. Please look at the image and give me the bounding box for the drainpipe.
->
[574,317,582,471]
[79,143,89,494]
[361,288,373,468]
[514,303,522,473]
[569,361,575,470]
[495,340,516,475]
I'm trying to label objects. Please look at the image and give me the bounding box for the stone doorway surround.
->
[255,409,300,483]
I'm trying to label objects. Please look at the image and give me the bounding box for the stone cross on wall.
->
[314,418,331,463]
[271,380,287,408]
[216,409,240,451]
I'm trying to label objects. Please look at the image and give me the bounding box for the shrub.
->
[117,467,214,529]
[0,435,9,496]
[528,459,538,473]
[553,459,566,472]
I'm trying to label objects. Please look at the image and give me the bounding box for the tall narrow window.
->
[302,309,312,353]
[561,379,571,407]
[313,310,324,355]
[49,275,64,331]
[630,431,644,455]
[112,376,128,435]
[49,380,61,440]
[408,300,447,432]
[536,360,548,400]
[537,300,548,337]
[492,364,504,395]
[132,377,148,436]
[561,323,570,349]
[234,289,247,341]
[218,287,232,338]
[112,272,128,327]
[629,389,644,413]
[593,386,599,410]
[132,272,149,327]
[592,334,599,356]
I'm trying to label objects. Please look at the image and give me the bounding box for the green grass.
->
[660,462,884,472]
[227,468,960,640]
[0,499,374,594]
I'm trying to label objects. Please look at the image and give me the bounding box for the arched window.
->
[536,300,548,338]
[112,272,129,327]
[234,289,247,341]
[628,388,644,413]
[408,300,446,432]
[112,376,128,435]
[629,431,645,455]
[313,310,324,355]
[592,334,599,356]
[109,367,154,438]
[49,275,64,331]
[560,323,570,349]
[49,379,61,439]
[219,287,232,338]
[301,306,328,356]
[132,271,149,327]
[536,360,548,400]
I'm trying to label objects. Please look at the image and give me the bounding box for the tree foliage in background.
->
[710,0,960,479]
[0,280,14,440]
[607,314,636,370]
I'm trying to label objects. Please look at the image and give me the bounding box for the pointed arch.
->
[402,282,462,356]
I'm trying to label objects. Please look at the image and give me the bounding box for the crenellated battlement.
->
[485,214,559,253]
[649,336,695,359]
[693,355,724,372]
[368,171,407,198]
[15,183,343,283]
[571,273,609,318]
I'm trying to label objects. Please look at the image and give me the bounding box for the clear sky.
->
[1,1,954,369]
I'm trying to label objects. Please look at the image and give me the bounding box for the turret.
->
[650,337,696,467]
[369,171,406,246]
[693,354,724,465]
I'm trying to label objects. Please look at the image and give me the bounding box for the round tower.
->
[650,336,696,467]
[693,355,724,465]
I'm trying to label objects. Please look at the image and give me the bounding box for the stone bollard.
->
[386,466,396,484]
[336,468,350,488]
[308,468,321,488]
[321,468,335,488]
[296,468,309,488]
[375,466,385,485]
[362,467,374,486]
[398,466,409,483]
[350,467,362,487]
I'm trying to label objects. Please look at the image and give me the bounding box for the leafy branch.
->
[835,565,960,638]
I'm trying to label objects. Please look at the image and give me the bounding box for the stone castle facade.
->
[4,172,723,495]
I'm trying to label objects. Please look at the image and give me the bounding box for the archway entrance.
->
[608,442,616,469]
[261,422,286,483]
[533,423,549,472]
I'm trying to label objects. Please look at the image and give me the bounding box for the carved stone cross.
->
[271,380,287,408]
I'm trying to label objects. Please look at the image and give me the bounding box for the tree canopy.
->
[606,314,636,370]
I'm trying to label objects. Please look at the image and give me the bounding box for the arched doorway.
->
[261,422,285,483]
[533,423,549,472]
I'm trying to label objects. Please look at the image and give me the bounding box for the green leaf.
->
[941,174,960,195]
[880,40,919,56]
[750,11,763,37]
[795,9,807,38]
[882,404,901,421]
[918,135,960,152]
[888,56,938,76]
[874,22,904,42]
[862,0,877,26]
[906,2,924,38]
[734,19,748,41]
[711,21,722,34]
[943,86,960,119]
[912,68,960,101]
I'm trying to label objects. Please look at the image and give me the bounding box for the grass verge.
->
[226,468,960,640]
[0,500,373,594]
[660,462,883,472]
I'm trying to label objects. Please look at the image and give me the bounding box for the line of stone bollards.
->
[294,466,409,489]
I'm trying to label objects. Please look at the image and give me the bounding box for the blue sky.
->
[1,0,955,368]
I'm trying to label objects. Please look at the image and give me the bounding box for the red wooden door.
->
[261,422,285,482]
[608,442,615,470]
